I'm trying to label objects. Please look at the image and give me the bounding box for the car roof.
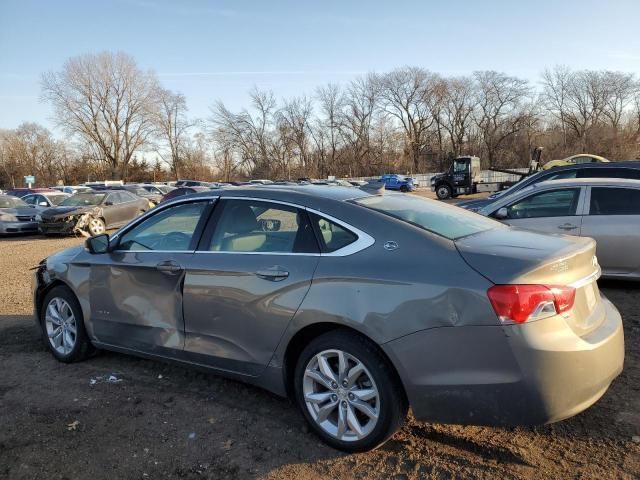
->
[535,160,640,173]
[181,184,375,205]
[535,178,640,188]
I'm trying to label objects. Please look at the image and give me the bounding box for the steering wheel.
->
[158,231,191,250]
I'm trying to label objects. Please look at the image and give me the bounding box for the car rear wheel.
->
[294,330,407,452]
[41,286,94,362]
[436,184,452,200]
[87,217,105,236]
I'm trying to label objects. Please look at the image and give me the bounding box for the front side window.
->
[209,200,318,253]
[589,187,640,215]
[118,201,208,251]
[506,188,580,219]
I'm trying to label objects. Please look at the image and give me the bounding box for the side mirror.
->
[85,233,110,254]
[494,207,509,219]
[39,201,49,207]
[104,201,113,206]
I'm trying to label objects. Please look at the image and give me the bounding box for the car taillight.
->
[487,284,576,324]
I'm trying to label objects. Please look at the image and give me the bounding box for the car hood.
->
[41,206,94,219]
[0,206,37,217]
[455,227,597,285]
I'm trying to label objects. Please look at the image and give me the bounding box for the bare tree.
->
[440,76,476,156]
[378,67,439,171]
[276,96,314,176]
[473,71,531,165]
[41,51,159,179]
[315,83,344,177]
[338,75,378,176]
[210,87,277,176]
[154,88,194,179]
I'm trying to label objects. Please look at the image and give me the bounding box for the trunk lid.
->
[456,228,603,337]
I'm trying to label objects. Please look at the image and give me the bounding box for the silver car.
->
[0,194,39,234]
[479,178,640,280]
[33,186,624,452]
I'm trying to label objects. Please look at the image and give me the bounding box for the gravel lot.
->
[1,225,639,479]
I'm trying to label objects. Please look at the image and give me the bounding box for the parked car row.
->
[0,190,149,236]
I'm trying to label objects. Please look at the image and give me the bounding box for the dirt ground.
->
[1,220,639,479]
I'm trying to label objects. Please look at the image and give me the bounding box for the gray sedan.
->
[33,186,624,452]
[478,178,640,280]
[0,194,39,234]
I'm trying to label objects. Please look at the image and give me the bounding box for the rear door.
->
[580,186,640,276]
[498,187,585,235]
[182,198,320,376]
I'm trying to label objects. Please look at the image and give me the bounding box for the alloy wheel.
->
[45,297,77,355]
[89,218,105,235]
[302,349,380,442]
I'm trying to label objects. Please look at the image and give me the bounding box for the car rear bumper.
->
[383,296,624,426]
[0,220,39,234]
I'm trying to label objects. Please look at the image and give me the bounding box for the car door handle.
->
[155,261,183,274]
[558,223,578,231]
[256,267,289,281]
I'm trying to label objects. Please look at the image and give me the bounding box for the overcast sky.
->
[1,0,639,132]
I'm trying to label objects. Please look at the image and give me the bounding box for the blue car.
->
[379,174,415,192]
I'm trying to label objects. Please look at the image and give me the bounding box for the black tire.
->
[40,285,95,363]
[435,183,452,200]
[294,329,407,452]
[400,185,409,193]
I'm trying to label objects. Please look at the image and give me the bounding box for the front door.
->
[89,200,211,353]
[499,187,585,235]
[183,198,320,376]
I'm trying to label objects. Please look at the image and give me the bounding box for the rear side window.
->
[589,187,640,215]
[354,194,503,240]
[309,213,358,253]
[208,200,318,254]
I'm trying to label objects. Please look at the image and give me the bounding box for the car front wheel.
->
[40,286,94,362]
[87,217,106,236]
[294,330,407,452]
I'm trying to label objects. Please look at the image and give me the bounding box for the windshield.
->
[0,195,28,208]
[354,194,504,240]
[48,194,69,205]
[60,193,105,206]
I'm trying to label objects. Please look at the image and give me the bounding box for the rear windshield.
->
[354,194,504,240]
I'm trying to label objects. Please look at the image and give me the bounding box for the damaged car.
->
[38,190,149,236]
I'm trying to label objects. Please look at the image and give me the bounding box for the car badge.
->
[383,241,399,251]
